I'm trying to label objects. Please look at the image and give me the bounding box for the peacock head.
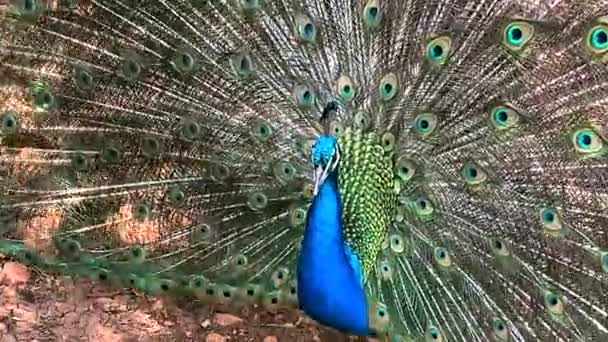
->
[311,135,340,195]
[311,102,341,195]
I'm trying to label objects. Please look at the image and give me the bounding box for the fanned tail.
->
[1,0,608,341]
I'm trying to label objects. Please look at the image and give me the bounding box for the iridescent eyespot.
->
[271,267,290,288]
[542,208,555,223]
[290,206,307,227]
[502,21,535,51]
[329,121,344,137]
[191,223,213,242]
[211,163,231,182]
[585,20,608,56]
[74,65,96,92]
[543,289,565,316]
[247,191,268,211]
[378,73,398,101]
[381,131,395,152]
[426,36,451,65]
[571,128,605,157]
[71,152,89,171]
[133,201,152,221]
[129,246,146,263]
[433,247,452,268]
[425,325,443,342]
[363,0,382,30]
[1,111,19,135]
[462,162,487,186]
[394,157,416,183]
[389,234,405,253]
[180,119,201,141]
[492,318,510,341]
[141,136,161,158]
[589,27,608,49]
[101,143,122,163]
[414,195,434,218]
[414,113,438,138]
[172,49,197,75]
[252,119,273,142]
[489,238,510,257]
[293,84,316,109]
[120,53,143,81]
[296,14,317,43]
[29,81,56,112]
[490,105,520,130]
[168,186,187,207]
[378,259,393,280]
[231,50,256,79]
[233,254,248,268]
[274,161,297,184]
[336,75,356,102]
[368,302,390,334]
[539,207,562,231]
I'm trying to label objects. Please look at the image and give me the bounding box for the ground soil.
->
[0,259,370,342]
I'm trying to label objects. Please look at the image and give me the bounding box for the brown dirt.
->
[0,258,370,342]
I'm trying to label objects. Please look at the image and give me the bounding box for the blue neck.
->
[297,172,370,336]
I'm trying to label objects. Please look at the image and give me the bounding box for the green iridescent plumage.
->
[338,128,396,277]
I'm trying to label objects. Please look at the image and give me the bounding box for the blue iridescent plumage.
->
[297,136,369,335]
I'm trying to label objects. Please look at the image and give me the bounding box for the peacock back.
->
[338,128,396,278]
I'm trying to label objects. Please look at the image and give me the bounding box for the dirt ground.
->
[0,258,371,342]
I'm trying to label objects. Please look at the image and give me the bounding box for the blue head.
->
[311,134,340,195]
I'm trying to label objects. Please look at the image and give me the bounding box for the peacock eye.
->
[336,75,356,102]
[296,14,317,43]
[502,21,535,51]
[585,22,608,56]
[490,105,520,130]
[378,73,398,101]
[571,127,605,157]
[426,36,452,65]
[363,0,382,30]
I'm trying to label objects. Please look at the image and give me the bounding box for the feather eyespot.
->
[363,0,382,30]
[490,105,520,130]
[414,113,438,138]
[296,14,317,43]
[572,128,605,157]
[426,36,451,65]
[502,21,535,51]
[336,75,356,102]
[378,73,398,101]
[585,20,608,56]
[462,162,487,186]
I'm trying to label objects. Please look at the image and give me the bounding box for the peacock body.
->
[1,0,608,340]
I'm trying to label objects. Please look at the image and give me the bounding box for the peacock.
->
[1,0,608,340]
